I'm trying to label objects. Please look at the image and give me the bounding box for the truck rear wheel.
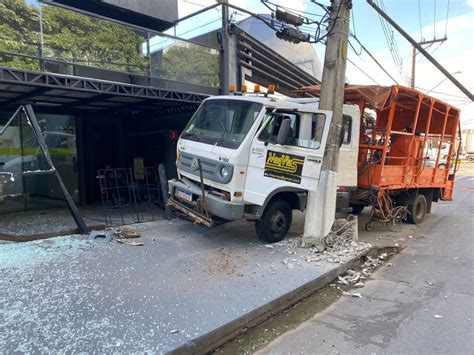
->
[350,203,365,215]
[407,194,427,224]
[256,199,292,243]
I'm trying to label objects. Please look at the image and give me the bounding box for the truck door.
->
[244,110,332,206]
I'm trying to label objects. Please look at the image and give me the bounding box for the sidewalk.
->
[0,207,405,353]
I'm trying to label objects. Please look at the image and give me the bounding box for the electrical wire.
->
[350,33,399,84]
[348,37,362,56]
[418,0,423,41]
[347,57,380,85]
[444,0,450,37]
[375,0,404,78]
[258,0,333,44]
[351,8,357,38]
[262,0,325,18]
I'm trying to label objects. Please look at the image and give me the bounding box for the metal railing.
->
[97,167,166,227]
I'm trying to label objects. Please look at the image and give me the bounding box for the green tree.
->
[41,5,148,74]
[0,0,40,70]
[159,44,220,87]
[0,0,148,74]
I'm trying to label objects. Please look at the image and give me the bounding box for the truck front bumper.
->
[168,178,244,221]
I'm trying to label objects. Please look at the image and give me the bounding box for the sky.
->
[176,0,474,129]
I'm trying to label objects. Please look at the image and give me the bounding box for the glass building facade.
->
[0,0,322,217]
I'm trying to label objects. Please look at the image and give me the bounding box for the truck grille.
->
[178,152,233,184]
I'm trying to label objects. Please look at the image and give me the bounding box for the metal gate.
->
[97,166,167,227]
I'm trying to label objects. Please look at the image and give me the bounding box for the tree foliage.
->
[0,0,220,87]
[158,45,220,87]
[0,0,41,70]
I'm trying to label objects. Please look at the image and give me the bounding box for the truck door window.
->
[259,113,299,145]
[342,115,352,144]
[259,112,325,149]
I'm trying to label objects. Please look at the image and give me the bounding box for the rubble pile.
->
[335,252,388,287]
[269,237,372,269]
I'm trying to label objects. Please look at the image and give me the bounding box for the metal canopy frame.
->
[0,66,210,113]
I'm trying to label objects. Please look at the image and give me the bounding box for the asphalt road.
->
[260,171,474,354]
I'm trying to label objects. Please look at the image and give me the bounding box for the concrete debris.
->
[354,282,365,288]
[338,276,349,285]
[89,230,114,243]
[378,253,387,260]
[408,235,413,239]
[265,244,274,249]
[342,291,362,298]
[425,281,433,286]
[170,329,179,334]
[271,235,371,269]
[433,315,443,319]
[324,216,358,251]
[338,271,362,285]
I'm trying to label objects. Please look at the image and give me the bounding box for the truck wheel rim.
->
[270,211,286,234]
[415,201,424,220]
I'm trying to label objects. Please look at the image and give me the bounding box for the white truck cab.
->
[168,94,360,242]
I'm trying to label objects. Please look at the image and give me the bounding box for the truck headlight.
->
[220,166,229,178]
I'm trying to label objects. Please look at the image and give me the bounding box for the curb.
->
[171,247,378,354]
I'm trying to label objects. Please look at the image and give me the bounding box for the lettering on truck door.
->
[244,110,332,206]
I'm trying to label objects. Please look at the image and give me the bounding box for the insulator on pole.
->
[276,27,309,43]
[275,9,305,26]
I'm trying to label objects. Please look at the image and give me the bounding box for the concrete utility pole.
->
[367,0,473,101]
[303,0,352,248]
[410,37,446,88]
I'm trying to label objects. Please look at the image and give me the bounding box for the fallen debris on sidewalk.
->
[116,238,144,246]
[116,228,141,238]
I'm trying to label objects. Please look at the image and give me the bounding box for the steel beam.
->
[0,67,209,104]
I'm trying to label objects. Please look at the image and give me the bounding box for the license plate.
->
[177,189,193,202]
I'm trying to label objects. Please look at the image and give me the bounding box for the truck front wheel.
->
[256,199,292,243]
[407,194,427,224]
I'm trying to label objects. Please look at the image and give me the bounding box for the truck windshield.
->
[181,99,263,149]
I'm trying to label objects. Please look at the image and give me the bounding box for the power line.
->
[347,57,380,84]
[262,0,325,18]
[350,33,399,84]
[444,0,450,37]
[351,8,357,37]
[418,0,423,41]
[416,87,470,99]
[348,38,362,56]
[256,0,334,44]
[375,0,404,78]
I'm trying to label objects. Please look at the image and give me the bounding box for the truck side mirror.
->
[276,118,291,145]
[339,126,346,147]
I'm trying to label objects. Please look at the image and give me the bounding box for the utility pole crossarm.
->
[367,0,473,101]
[411,37,447,88]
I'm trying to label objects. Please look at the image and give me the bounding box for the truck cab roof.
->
[204,95,358,114]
